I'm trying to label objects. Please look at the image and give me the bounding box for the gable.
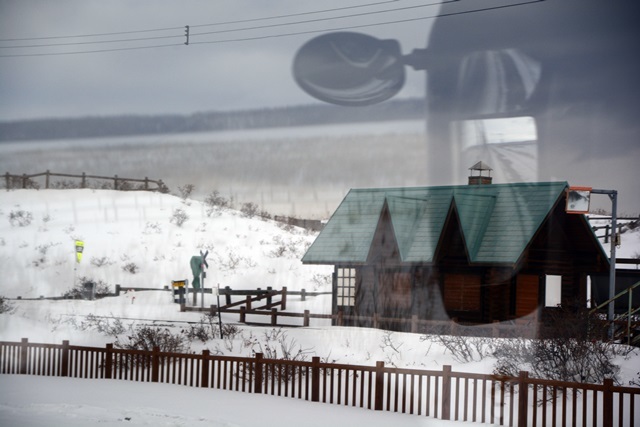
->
[302,182,574,265]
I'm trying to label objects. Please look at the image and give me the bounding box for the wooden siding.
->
[444,274,481,312]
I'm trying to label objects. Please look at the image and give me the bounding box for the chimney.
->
[468,161,492,185]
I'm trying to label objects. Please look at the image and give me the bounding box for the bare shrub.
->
[116,326,189,353]
[62,278,111,299]
[240,202,259,218]
[9,208,33,227]
[494,305,620,384]
[0,296,15,314]
[241,328,313,384]
[178,183,195,200]
[169,208,188,227]
[422,333,494,363]
[143,222,162,234]
[204,190,229,216]
[121,262,139,274]
[32,242,60,267]
[90,256,115,267]
[7,175,39,189]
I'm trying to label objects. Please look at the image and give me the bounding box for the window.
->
[336,268,356,307]
[545,275,562,307]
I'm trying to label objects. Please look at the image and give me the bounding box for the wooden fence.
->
[1,338,637,426]
[4,170,167,192]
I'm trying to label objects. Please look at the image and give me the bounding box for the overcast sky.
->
[0,0,432,120]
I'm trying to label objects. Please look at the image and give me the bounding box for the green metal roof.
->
[302,181,570,265]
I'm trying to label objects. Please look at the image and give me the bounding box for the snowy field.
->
[1,188,639,426]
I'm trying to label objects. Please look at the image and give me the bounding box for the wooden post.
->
[19,338,28,375]
[225,286,232,306]
[151,346,160,383]
[144,177,149,190]
[209,305,217,316]
[22,174,27,189]
[5,172,9,190]
[602,378,614,427]
[374,361,385,410]
[105,343,113,379]
[201,350,210,388]
[239,306,246,323]
[303,310,310,327]
[311,356,320,402]
[517,371,529,427]
[114,174,119,190]
[61,340,69,377]
[441,365,452,420]
[281,287,287,310]
[45,170,50,189]
[81,172,86,189]
[115,284,121,296]
[267,287,273,306]
[254,353,263,394]
[271,308,278,326]
[301,288,306,301]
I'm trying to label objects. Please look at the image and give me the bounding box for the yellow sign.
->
[75,240,84,263]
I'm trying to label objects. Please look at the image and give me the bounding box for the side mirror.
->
[292,32,409,106]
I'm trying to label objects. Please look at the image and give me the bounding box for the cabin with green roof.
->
[302,172,609,333]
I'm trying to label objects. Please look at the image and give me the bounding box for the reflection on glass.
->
[452,116,537,184]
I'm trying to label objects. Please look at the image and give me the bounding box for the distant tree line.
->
[0,98,425,142]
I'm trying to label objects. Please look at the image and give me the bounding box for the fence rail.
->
[1,338,638,426]
[4,170,166,192]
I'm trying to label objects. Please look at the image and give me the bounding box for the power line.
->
[190,0,404,28]
[0,33,183,49]
[191,0,447,38]
[192,1,544,45]
[0,0,403,43]
[0,43,183,58]
[0,1,544,58]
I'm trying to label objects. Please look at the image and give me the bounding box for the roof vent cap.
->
[468,161,493,185]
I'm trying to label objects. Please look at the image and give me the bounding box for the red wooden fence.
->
[1,338,638,426]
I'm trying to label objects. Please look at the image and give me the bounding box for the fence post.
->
[81,172,86,189]
[303,310,310,327]
[61,340,69,377]
[301,288,306,301]
[271,308,278,326]
[311,356,320,402]
[240,306,246,323]
[105,343,113,379]
[144,177,149,190]
[114,174,118,190]
[115,284,121,296]
[602,378,614,427]
[45,170,50,189]
[517,371,529,427]
[254,353,263,394]
[151,346,160,383]
[281,287,287,310]
[19,338,28,375]
[22,174,27,189]
[225,286,232,306]
[246,295,252,311]
[441,365,452,420]
[267,286,273,306]
[201,350,210,388]
[5,172,9,190]
[374,361,385,410]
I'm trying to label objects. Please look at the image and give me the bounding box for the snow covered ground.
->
[0,188,639,426]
